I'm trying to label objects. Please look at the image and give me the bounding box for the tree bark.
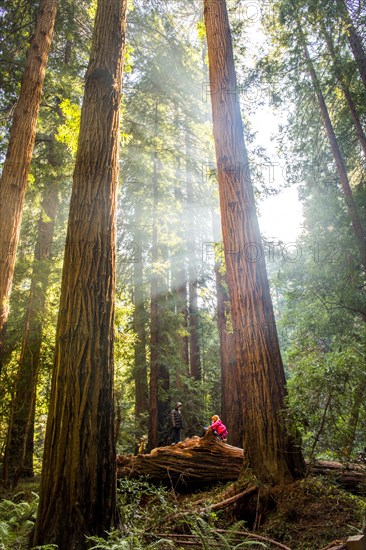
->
[32,1,126,548]
[173,151,189,380]
[117,431,244,486]
[174,263,189,385]
[300,31,366,273]
[215,278,242,445]
[186,129,201,380]
[204,0,305,483]
[157,245,171,445]
[215,266,242,447]
[149,102,160,451]
[3,137,60,487]
[117,434,365,495]
[310,459,366,495]
[0,0,57,361]
[213,212,242,447]
[133,229,148,441]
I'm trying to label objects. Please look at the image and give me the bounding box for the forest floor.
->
[154,475,366,550]
[0,473,365,549]
[175,476,366,549]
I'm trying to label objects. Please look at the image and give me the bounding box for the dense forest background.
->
[0,0,365,548]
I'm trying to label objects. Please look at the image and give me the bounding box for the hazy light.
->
[258,185,303,242]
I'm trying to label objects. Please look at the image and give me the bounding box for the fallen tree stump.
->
[117,431,244,487]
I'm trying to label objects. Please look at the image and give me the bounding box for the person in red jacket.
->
[207,415,228,441]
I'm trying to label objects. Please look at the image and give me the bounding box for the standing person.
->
[171,402,183,445]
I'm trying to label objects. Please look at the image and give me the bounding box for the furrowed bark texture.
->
[213,212,242,448]
[215,259,242,447]
[117,431,244,486]
[204,0,305,483]
[0,0,57,359]
[32,1,126,548]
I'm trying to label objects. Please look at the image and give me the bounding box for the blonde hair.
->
[211,415,219,422]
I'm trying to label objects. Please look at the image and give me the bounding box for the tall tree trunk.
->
[173,151,189,379]
[32,1,126,547]
[300,29,366,272]
[337,0,366,92]
[149,102,160,451]
[174,263,189,387]
[148,159,170,449]
[133,234,148,440]
[319,19,366,159]
[204,0,305,483]
[186,129,201,380]
[157,246,170,445]
[0,0,57,361]
[3,138,60,487]
[213,213,242,447]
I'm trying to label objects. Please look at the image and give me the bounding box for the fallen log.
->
[309,460,366,495]
[117,431,243,487]
[117,433,366,493]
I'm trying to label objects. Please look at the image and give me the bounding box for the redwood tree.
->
[0,0,57,358]
[336,0,366,92]
[149,101,160,450]
[186,129,201,380]
[213,213,242,447]
[3,137,61,487]
[204,0,305,482]
[32,0,126,547]
[133,233,148,442]
[318,18,366,159]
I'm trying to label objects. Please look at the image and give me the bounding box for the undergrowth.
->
[0,490,55,549]
[0,476,365,549]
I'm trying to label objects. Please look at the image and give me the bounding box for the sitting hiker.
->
[207,415,228,441]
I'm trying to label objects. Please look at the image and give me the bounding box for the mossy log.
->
[116,431,244,486]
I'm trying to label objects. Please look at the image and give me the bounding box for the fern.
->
[0,493,39,549]
[87,532,175,549]
[186,517,268,549]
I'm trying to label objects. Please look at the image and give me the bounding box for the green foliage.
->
[86,479,178,549]
[187,517,267,549]
[87,480,267,549]
[117,478,177,530]
[55,99,81,155]
[87,532,175,549]
[252,0,366,463]
[262,477,366,548]
[0,492,38,549]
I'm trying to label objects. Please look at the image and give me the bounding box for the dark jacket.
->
[171,408,183,428]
